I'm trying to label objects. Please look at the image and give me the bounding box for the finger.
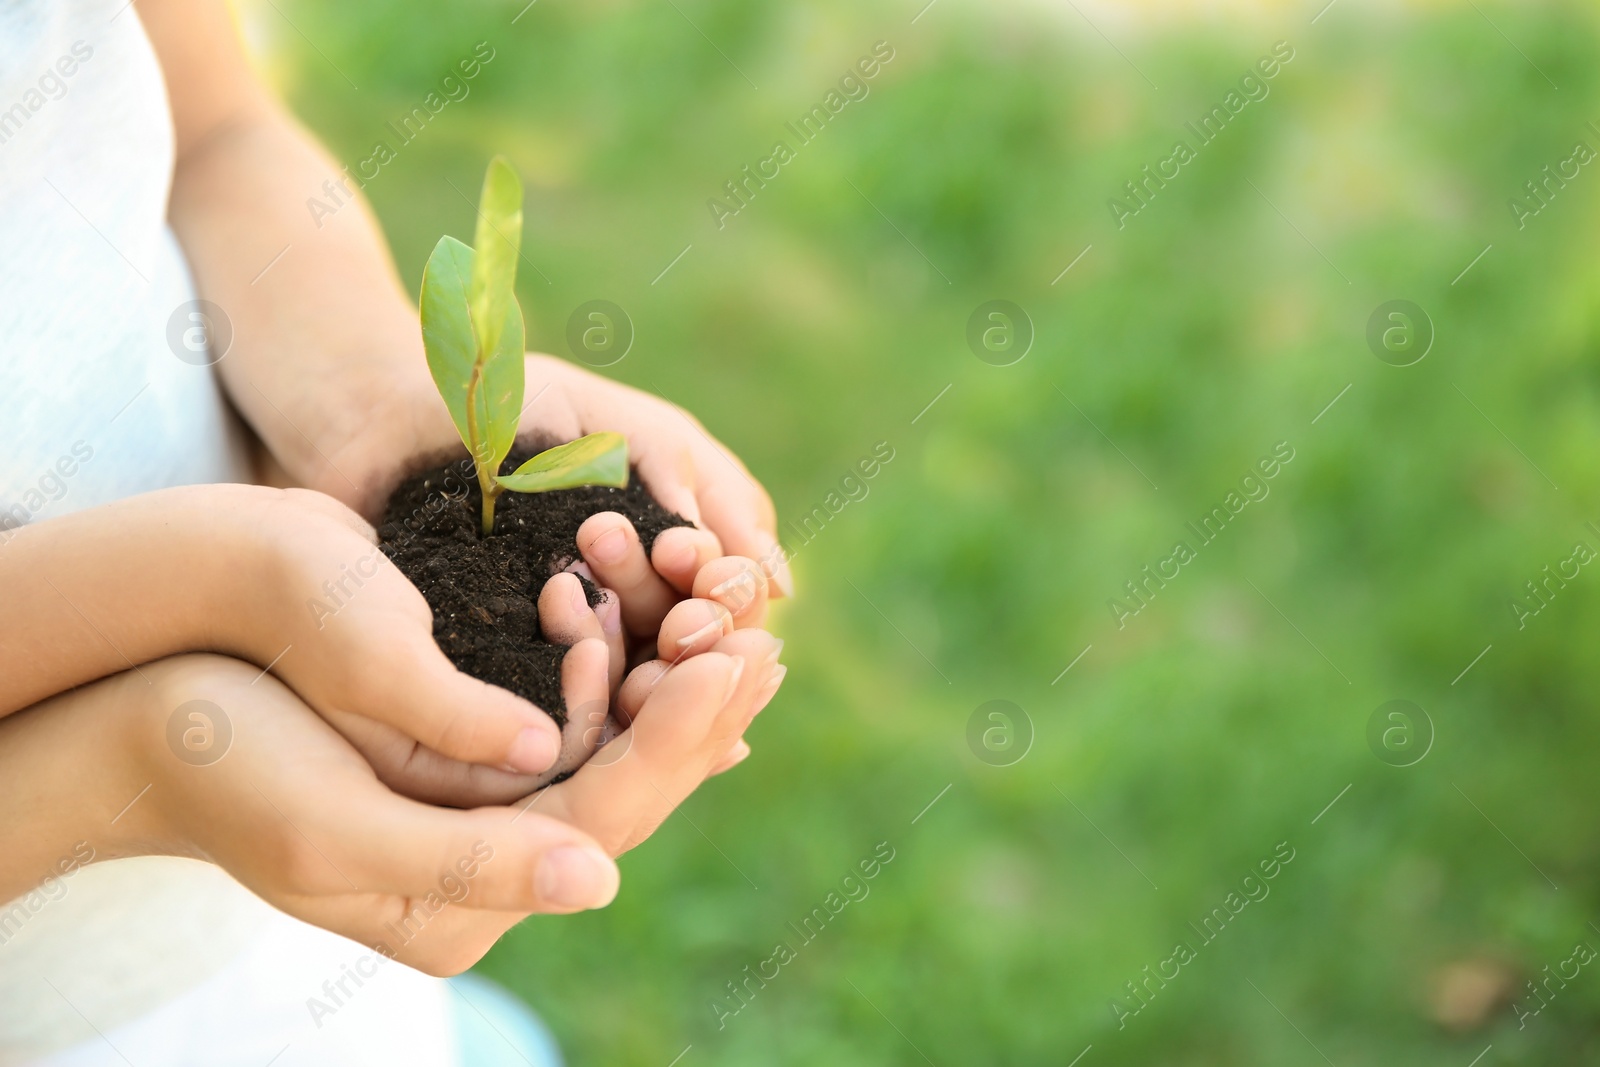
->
[543,637,612,785]
[541,630,782,855]
[693,472,793,599]
[710,739,751,776]
[576,513,678,636]
[538,572,605,648]
[691,555,769,629]
[751,664,787,716]
[537,566,624,694]
[630,441,705,527]
[616,659,669,726]
[650,525,724,595]
[281,796,620,919]
[594,589,626,691]
[656,598,734,663]
[617,637,780,757]
[197,680,620,920]
[354,629,563,777]
[320,709,544,809]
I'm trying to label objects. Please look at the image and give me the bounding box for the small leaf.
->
[420,235,478,457]
[469,156,522,365]
[477,298,525,474]
[498,431,629,494]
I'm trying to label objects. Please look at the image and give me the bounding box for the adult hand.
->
[17,637,782,975]
[317,354,792,644]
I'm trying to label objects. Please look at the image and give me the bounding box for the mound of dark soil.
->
[378,443,688,723]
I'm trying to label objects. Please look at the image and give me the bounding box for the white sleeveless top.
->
[0,4,456,1063]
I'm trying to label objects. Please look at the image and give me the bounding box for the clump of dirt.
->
[378,441,688,723]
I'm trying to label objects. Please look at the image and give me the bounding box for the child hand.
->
[0,485,599,801]
[246,488,625,800]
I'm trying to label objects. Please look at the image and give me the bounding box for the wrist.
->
[0,668,169,901]
[156,484,294,665]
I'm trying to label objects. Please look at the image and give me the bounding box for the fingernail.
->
[758,539,794,598]
[598,593,622,637]
[763,639,785,667]
[724,740,752,770]
[775,558,794,597]
[752,664,787,714]
[569,579,590,616]
[675,611,731,650]
[722,656,747,705]
[710,570,757,601]
[535,846,620,909]
[506,726,560,774]
[590,526,630,565]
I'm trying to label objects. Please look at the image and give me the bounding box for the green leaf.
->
[420,235,478,457]
[498,431,630,494]
[479,297,525,474]
[469,156,523,365]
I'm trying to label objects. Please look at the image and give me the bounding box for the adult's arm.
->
[0,636,779,974]
[144,0,793,601]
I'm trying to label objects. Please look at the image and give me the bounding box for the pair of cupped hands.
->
[127,355,789,975]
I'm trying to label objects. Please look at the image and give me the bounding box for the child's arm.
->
[0,484,573,785]
[0,634,779,974]
[142,0,792,605]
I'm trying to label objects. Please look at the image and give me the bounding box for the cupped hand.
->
[320,354,792,631]
[107,636,783,975]
[240,487,616,801]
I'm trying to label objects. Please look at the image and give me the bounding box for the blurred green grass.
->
[262,1,1600,1061]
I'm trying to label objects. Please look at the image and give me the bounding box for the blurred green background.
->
[253,0,1600,1062]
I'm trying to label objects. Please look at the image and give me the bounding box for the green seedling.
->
[421,156,627,535]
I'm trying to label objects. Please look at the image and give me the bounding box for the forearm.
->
[145,0,432,512]
[0,670,151,902]
[167,103,433,511]
[0,485,275,717]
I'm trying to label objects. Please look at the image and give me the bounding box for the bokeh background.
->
[246,0,1600,1062]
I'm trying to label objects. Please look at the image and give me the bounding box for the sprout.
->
[420,157,627,534]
